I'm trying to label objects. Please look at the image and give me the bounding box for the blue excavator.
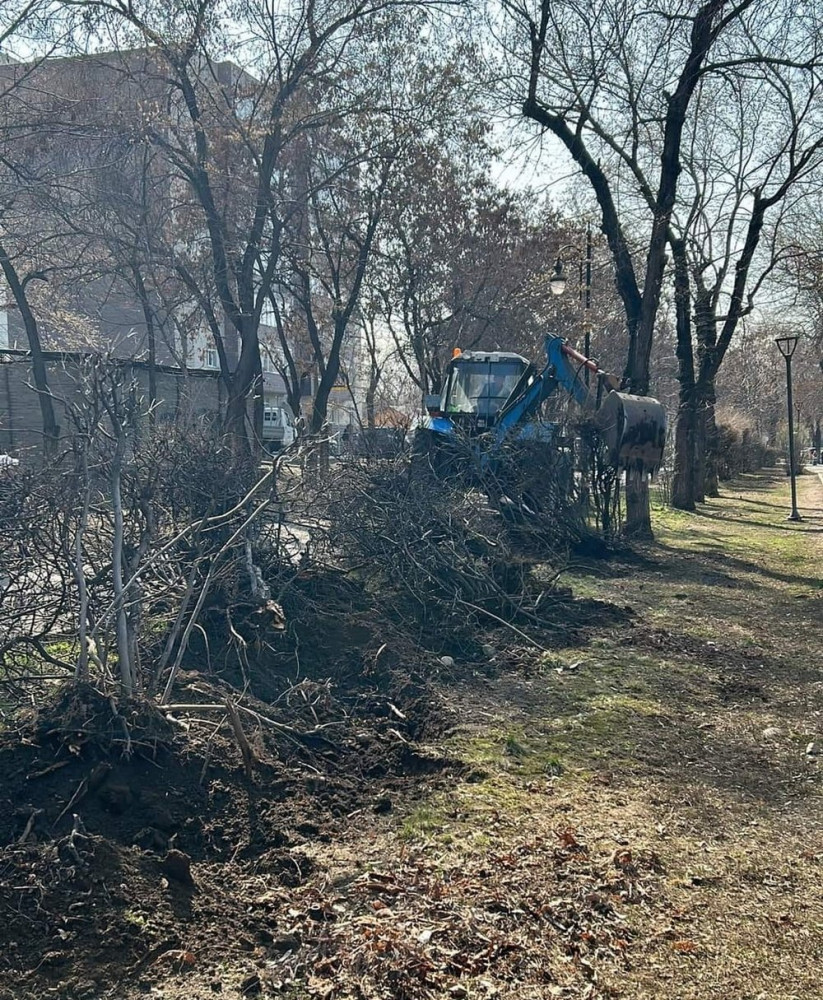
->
[409,335,666,476]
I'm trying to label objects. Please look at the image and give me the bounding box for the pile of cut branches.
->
[325,456,571,642]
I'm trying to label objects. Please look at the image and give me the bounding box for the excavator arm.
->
[494,336,666,473]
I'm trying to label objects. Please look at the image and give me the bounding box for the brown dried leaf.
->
[556,827,579,848]
[672,939,699,953]
[152,949,196,966]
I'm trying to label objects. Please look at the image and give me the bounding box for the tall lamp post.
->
[549,227,593,381]
[775,335,802,522]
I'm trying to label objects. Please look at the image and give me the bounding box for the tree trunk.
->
[133,266,157,427]
[74,447,91,681]
[692,294,716,504]
[702,384,720,496]
[670,237,697,510]
[306,325,344,478]
[222,318,262,459]
[694,396,706,504]
[366,367,378,431]
[271,302,303,426]
[224,381,250,451]
[111,440,133,695]
[251,357,265,456]
[0,246,60,460]
[671,396,697,510]
[624,470,652,538]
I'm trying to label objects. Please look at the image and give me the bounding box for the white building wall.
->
[0,280,8,349]
[181,326,219,370]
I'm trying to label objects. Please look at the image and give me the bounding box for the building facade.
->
[0,47,294,452]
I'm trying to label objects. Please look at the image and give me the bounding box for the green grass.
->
[123,910,148,931]
[428,471,821,833]
[399,804,444,842]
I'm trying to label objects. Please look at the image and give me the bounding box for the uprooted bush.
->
[0,462,78,688]
[1,369,617,715]
[0,356,284,705]
[0,431,275,701]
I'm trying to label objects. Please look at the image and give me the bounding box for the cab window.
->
[446,361,525,417]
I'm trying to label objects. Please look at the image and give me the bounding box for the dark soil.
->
[0,662,457,1000]
[0,545,598,1000]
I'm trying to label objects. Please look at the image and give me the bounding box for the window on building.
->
[260,294,276,327]
[236,96,254,121]
[206,348,219,369]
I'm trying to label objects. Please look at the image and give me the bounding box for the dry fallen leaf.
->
[556,826,579,848]
[609,848,633,869]
[153,949,196,966]
[671,939,699,954]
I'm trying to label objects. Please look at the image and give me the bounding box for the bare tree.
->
[374,155,564,398]
[502,0,779,534]
[39,0,458,455]
[668,30,823,508]
[0,56,68,458]
[283,133,394,459]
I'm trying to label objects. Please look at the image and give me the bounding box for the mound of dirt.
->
[0,673,457,1000]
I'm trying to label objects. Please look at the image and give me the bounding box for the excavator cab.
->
[440,352,531,432]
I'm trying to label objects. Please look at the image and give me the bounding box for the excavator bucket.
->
[597,391,666,473]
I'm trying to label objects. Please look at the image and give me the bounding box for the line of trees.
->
[501,0,823,530]
[0,0,821,529]
[0,2,567,465]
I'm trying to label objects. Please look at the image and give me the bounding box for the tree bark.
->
[110,437,133,695]
[223,372,252,450]
[73,447,91,681]
[365,380,377,431]
[624,471,652,538]
[701,381,720,496]
[672,398,697,510]
[694,398,706,503]
[670,238,697,510]
[0,245,60,460]
[132,266,158,427]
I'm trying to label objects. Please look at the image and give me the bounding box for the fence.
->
[0,351,225,461]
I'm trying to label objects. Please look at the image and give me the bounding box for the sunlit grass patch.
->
[398,804,444,842]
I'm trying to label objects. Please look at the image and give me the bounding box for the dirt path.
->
[280,470,823,1000]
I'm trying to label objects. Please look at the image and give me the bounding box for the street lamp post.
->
[775,335,802,522]
[549,227,593,383]
[549,229,597,511]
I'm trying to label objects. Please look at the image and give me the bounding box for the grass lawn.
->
[294,469,822,1000]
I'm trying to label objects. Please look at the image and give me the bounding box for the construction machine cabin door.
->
[443,358,529,431]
